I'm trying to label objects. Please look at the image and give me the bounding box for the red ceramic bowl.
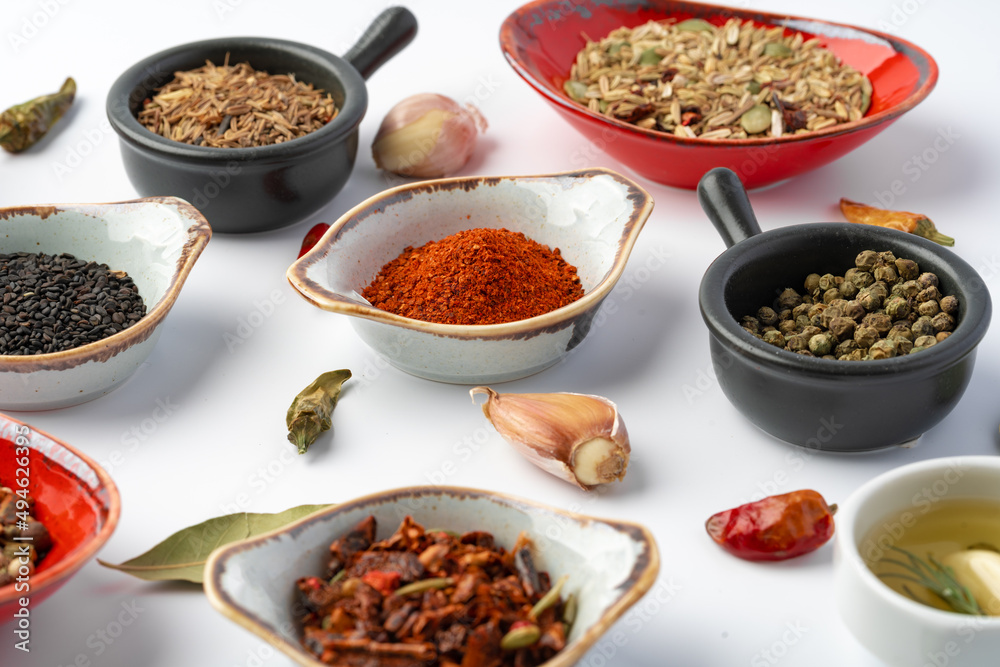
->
[500,0,938,189]
[0,414,119,618]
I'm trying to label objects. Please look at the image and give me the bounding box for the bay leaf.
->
[97,504,331,584]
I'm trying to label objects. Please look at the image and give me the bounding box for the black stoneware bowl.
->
[107,7,416,234]
[697,168,991,452]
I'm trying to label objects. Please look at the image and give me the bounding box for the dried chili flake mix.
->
[295,515,572,666]
[362,228,584,325]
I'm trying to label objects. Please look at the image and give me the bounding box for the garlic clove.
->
[470,387,630,490]
[372,93,487,179]
[942,549,1000,616]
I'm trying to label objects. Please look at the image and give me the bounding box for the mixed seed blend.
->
[564,17,872,139]
[741,250,958,360]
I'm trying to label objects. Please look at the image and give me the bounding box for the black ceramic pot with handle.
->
[697,167,991,452]
[107,7,417,233]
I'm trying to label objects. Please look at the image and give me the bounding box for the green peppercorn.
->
[879,251,897,265]
[898,280,920,298]
[916,285,941,303]
[868,339,896,360]
[808,333,833,355]
[839,349,865,361]
[791,302,811,319]
[932,312,955,332]
[939,294,959,314]
[839,280,859,299]
[851,270,875,288]
[893,337,913,355]
[862,312,893,335]
[777,288,802,309]
[778,319,798,335]
[874,264,898,285]
[835,339,859,357]
[855,250,879,271]
[855,325,879,349]
[800,326,822,339]
[822,287,841,304]
[843,300,866,321]
[887,324,913,342]
[762,330,786,348]
[869,282,890,300]
[857,288,883,311]
[936,331,951,343]
[917,272,939,289]
[913,335,937,348]
[757,306,778,326]
[803,273,821,293]
[911,315,936,338]
[786,334,810,352]
[795,314,811,330]
[817,273,837,291]
[807,303,827,319]
[885,296,910,320]
[917,300,940,317]
[828,316,855,341]
[741,315,761,335]
[819,306,842,329]
[894,258,919,280]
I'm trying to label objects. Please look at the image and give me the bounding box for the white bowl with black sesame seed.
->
[0,197,210,410]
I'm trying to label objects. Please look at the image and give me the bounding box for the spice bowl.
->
[697,168,991,452]
[833,456,1000,666]
[205,485,660,667]
[0,197,211,410]
[0,413,120,618]
[287,168,653,384]
[106,8,417,233]
[500,0,937,189]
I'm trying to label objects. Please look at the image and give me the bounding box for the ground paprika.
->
[362,227,583,325]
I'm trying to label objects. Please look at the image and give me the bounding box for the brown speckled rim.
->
[285,168,654,339]
[204,485,661,667]
[0,413,120,607]
[0,196,211,372]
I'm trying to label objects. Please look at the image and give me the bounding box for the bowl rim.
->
[0,413,121,607]
[836,455,1000,628]
[106,36,368,163]
[499,0,939,148]
[204,484,661,667]
[698,222,992,378]
[0,196,212,371]
[286,167,654,337]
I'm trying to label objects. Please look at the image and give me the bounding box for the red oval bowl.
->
[500,0,938,189]
[0,414,119,618]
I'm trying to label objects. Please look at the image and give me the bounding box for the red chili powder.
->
[362,227,584,325]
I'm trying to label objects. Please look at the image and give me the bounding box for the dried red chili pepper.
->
[297,223,330,258]
[705,489,837,561]
[361,569,401,596]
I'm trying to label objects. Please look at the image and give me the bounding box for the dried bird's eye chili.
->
[361,227,584,325]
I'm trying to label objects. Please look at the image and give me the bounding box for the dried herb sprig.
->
[877,546,984,615]
[286,369,351,454]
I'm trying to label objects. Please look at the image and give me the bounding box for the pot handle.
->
[697,167,764,249]
[344,6,418,80]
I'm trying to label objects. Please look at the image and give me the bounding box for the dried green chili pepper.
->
[286,369,351,454]
[0,77,76,153]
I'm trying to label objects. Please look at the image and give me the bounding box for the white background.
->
[1,0,998,665]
